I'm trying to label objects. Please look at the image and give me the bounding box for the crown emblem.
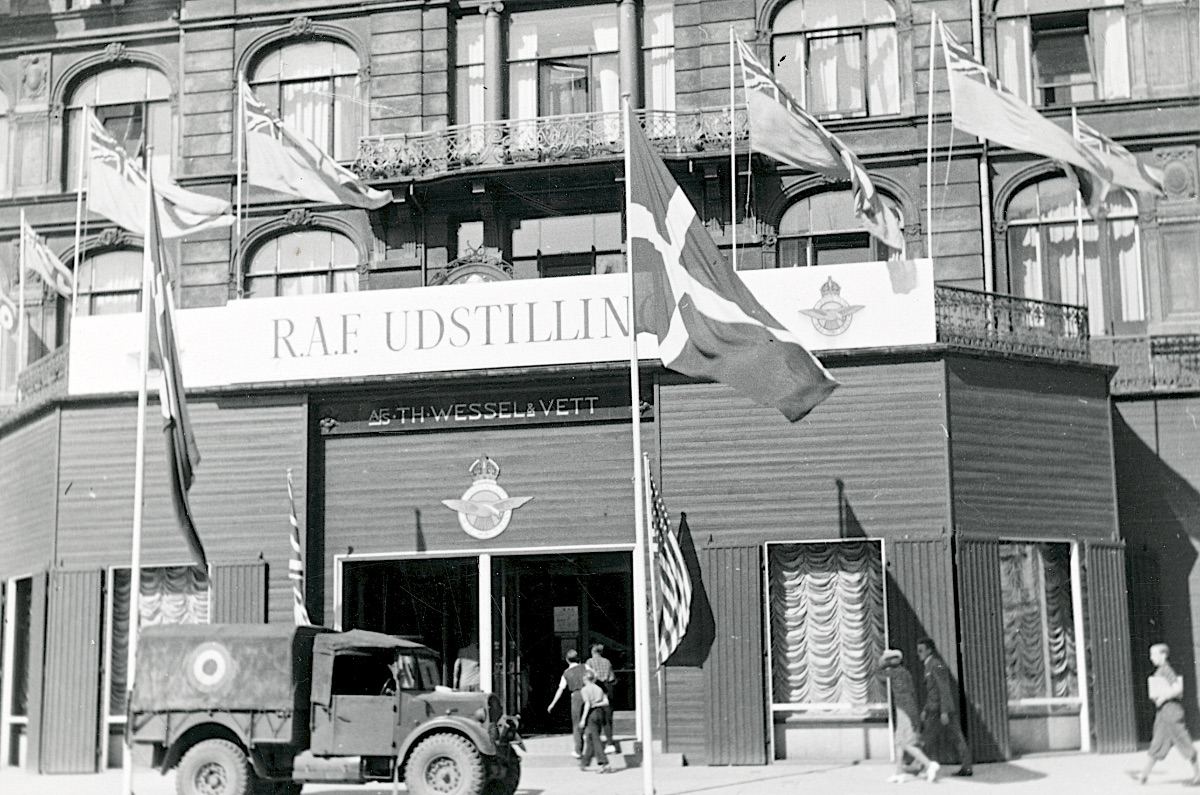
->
[821,277,842,297]
[801,277,864,336]
[469,455,501,482]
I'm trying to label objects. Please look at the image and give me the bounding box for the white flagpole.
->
[72,106,89,321]
[622,96,656,795]
[236,75,246,242]
[728,28,738,271]
[120,162,155,795]
[925,15,938,260]
[17,210,26,377]
[1071,108,1089,321]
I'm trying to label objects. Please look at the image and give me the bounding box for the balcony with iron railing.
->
[934,286,1091,363]
[1091,335,1200,395]
[355,107,751,181]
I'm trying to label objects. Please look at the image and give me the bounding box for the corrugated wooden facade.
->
[211,562,268,624]
[953,535,1011,762]
[1086,540,1138,753]
[55,398,307,624]
[702,546,767,765]
[39,570,102,774]
[662,667,706,763]
[887,536,958,678]
[0,411,58,581]
[946,356,1116,541]
[321,419,636,620]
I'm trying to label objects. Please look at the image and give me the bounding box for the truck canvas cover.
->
[131,624,330,712]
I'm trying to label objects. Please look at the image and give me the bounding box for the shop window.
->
[776,190,902,267]
[1004,176,1144,336]
[65,66,173,190]
[771,0,900,119]
[511,212,624,278]
[76,249,143,317]
[999,542,1079,703]
[104,566,209,767]
[250,40,362,162]
[508,6,620,122]
[1,577,33,767]
[643,0,675,115]
[767,540,886,714]
[245,229,359,298]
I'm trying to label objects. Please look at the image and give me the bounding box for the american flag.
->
[647,463,691,664]
[286,468,312,626]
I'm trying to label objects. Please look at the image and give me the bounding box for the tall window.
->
[508,6,620,121]
[246,229,359,298]
[456,16,486,126]
[643,0,675,114]
[999,543,1079,704]
[511,212,623,278]
[771,0,900,118]
[66,67,172,188]
[776,190,902,267]
[250,41,362,162]
[768,541,886,714]
[76,249,143,317]
[1005,176,1144,336]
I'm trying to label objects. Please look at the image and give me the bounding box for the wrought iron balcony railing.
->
[16,343,69,407]
[1091,334,1200,394]
[935,286,1090,362]
[355,107,750,181]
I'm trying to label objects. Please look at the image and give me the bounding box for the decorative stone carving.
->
[104,42,129,62]
[478,1,504,16]
[992,218,1009,236]
[289,16,315,36]
[1158,147,1197,201]
[96,228,132,248]
[320,416,339,433]
[19,55,48,103]
[285,208,315,227]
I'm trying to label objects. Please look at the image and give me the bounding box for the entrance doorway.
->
[495,552,632,734]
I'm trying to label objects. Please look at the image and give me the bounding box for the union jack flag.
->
[286,468,312,626]
[646,459,691,664]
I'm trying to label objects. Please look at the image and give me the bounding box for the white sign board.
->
[68,259,935,395]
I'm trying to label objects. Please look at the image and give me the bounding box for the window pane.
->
[808,190,858,233]
[773,34,807,100]
[279,273,328,296]
[332,232,359,267]
[1109,218,1144,324]
[541,59,590,116]
[509,7,619,60]
[508,62,538,121]
[643,0,674,47]
[332,269,359,293]
[865,28,899,114]
[644,48,676,112]
[807,34,863,115]
[457,221,484,258]
[1091,8,1130,99]
[592,53,620,113]
[1009,225,1043,299]
[799,0,845,29]
[261,41,359,81]
[779,199,812,235]
[997,17,1031,102]
[90,292,140,316]
[457,64,486,125]
[283,80,332,154]
[332,75,361,161]
[1033,22,1095,105]
[777,237,807,267]
[812,234,872,266]
[457,16,485,65]
[278,231,331,272]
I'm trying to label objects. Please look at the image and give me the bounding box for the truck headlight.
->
[474,707,488,723]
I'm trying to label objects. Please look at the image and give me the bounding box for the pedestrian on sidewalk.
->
[587,642,618,753]
[877,649,939,783]
[917,637,973,777]
[547,649,589,759]
[1136,643,1200,785]
[578,669,612,773]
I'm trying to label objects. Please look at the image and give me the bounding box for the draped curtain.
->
[999,543,1077,702]
[109,567,210,715]
[769,541,885,707]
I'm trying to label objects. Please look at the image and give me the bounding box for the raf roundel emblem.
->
[800,276,865,336]
[186,641,235,693]
[442,455,533,540]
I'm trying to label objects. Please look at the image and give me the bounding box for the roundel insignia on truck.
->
[186,641,235,692]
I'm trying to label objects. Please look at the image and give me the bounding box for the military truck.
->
[128,624,521,795]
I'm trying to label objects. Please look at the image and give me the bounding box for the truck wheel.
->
[405,734,485,795]
[483,751,521,795]
[176,739,251,795]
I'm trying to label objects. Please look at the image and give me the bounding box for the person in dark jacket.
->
[917,637,972,777]
[1136,643,1200,785]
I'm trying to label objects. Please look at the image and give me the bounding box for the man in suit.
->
[917,637,972,777]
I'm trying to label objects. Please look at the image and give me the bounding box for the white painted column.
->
[1072,542,1091,752]
[0,578,15,768]
[479,554,493,694]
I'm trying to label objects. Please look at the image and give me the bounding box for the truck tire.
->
[176,739,252,795]
[483,751,521,795]
[405,733,486,795]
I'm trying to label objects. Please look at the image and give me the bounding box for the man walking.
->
[1136,643,1200,785]
[578,669,612,773]
[917,637,972,777]
[586,643,618,753]
[878,649,939,783]
[547,650,589,758]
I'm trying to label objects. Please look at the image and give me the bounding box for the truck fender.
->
[397,717,497,766]
[161,715,251,773]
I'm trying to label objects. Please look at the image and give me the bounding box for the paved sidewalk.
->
[0,751,1190,795]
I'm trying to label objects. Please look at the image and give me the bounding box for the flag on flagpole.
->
[626,110,838,422]
[1072,115,1166,200]
[646,465,691,665]
[240,81,393,210]
[286,468,312,626]
[87,110,234,239]
[20,218,73,298]
[938,18,1111,187]
[146,171,206,571]
[735,38,903,250]
[0,286,15,332]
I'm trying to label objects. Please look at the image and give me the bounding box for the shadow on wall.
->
[1112,409,1200,739]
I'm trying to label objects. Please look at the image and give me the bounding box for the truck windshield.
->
[395,654,442,691]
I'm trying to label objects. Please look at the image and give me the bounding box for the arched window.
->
[776,189,903,267]
[66,66,172,188]
[76,249,143,316]
[1004,176,1144,336]
[246,229,359,298]
[771,0,900,118]
[250,41,362,162]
